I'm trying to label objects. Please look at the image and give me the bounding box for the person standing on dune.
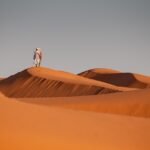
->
[33,48,42,67]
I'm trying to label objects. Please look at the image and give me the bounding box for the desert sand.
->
[20,88,150,118]
[0,67,150,150]
[0,67,135,98]
[79,68,150,88]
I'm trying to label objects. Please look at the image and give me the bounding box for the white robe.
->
[34,50,42,67]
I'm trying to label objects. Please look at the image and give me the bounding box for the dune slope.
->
[79,68,150,89]
[0,97,150,150]
[0,67,133,98]
[19,88,150,118]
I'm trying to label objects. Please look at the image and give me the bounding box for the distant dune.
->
[79,68,150,89]
[0,78,4,81]
[0,67,133,98]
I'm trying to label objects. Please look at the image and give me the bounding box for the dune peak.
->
[0,67,132,98]
[79,68,150,89]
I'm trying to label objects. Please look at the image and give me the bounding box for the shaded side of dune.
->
[0,69,119,98]
[79,69,150,89]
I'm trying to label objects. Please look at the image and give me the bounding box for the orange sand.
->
[0,67,135,98]
[19,88,150,118]
[79,68,150,88]
[0,67,150,150]
[0,97,150,150]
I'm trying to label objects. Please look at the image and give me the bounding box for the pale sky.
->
[0,0,150,77]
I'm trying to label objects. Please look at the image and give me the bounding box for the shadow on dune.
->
[79,71,150,89]
[0,68,120,98]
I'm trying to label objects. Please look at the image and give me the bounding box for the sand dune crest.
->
[0,67,134,98]
[79,68,150,89]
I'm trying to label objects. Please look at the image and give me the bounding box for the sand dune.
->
[19,88,150,118]
[0,78,4,82]
[0,67,134,98]
[79,68,150,89]
[0,92,5,98]
[0,67,150,150]
[0,97,150,150]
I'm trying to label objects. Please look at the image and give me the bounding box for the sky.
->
[0,0,150,77]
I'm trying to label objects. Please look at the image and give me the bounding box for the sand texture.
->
[0,67,150,150]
